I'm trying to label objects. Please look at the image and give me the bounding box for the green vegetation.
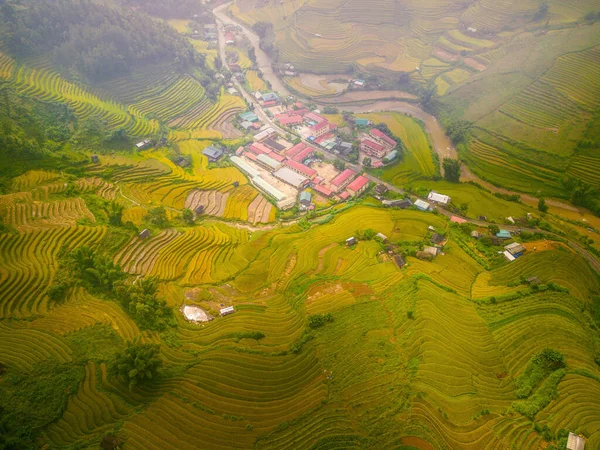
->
[111,341,162,389]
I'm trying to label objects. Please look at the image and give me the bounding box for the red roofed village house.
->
[346,175,369,196]
[330,169,357,192]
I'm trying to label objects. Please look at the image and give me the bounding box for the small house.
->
[382,198,412,209]
[478,216,487,221]
[566,433,586,450]
[490,236,503,246]
[220,306,235,316]
[374,184,388,196]
[504,242,526,258]
[91,155,99,163]
[194,206,204,216]
[354,118,370,127]
[527,276,541,285]
[346,237,357,246]
[423,246,438,257]
[503,251,516,262]
[450,215,467,224]
[376,233,387,243]
[427,191,451,206]
[139,229,150,239]
[203,146,224,162]
[394,255,406,268]
[414,199,430,211]
[471,230,480,239]
[136,139,151,150]
[299,191,312,207]
[431,233,446,246]
[496,230,512,239]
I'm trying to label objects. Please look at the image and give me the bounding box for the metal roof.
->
[273,167,307,188]
[230,156,260,178]
[257,153,281,170]
[252,176,286,201]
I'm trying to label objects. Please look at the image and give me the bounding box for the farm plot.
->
[2,198,95,231]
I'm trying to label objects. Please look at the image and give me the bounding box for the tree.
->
[538,197,548,213]
[534,2,549,20]
[443,158,461,182]
[146,206,168,228]
[111,341,162,389]
[182,208,194,225]
[459,202,469,216]
[363,157,372,168]
[333,159,345,171]
[106,200,124,226]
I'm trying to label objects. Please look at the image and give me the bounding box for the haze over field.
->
[0,0,599,449]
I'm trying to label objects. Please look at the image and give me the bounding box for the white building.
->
[220,306,235,316]
[427,191,451,205]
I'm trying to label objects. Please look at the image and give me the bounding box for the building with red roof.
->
[330,169,357,191]
[269,152,285,162]
[450,215,468,224]
[249,143,272,155]
[304,112,326,124]
[278,115,303,126]
[224,32,236,44]
[244,151,258,161]
[293,147,315,163]
[339,191,350,200]
[347,175,369,196]
[313,184,333,197]
[284,159,317,179]
[370,128,396,149]
[263,100,278,108]
[286,143,307,159]
[310,120,330,137]
[360,138,386,158]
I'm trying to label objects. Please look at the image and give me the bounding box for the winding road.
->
[211,3,600,273]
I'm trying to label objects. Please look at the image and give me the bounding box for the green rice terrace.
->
[1,0,600,449]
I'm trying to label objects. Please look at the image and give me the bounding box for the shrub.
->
[308,313,334,329]
[111,340,162,389]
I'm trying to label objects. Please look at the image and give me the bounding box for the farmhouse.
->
[394,255,406,268]
[567,433,586,450]
[194,205,204,216]
[471,230,480,239]
[139,229,150,239]
[239,111,259,123]
[346,175,369,196]
[346,237,357,246]
[376,233,387,242]
[135,139,151,150]
[299,191,312,207]
[503,251,516,262]
[383,198,413,209]
[273,167,308,189]
[504,242,526,258]
[91,155,99,163]
[330,169,357,191]
[220,306,235,316]
[431,233,446,246]
[496,230,512,239]
[414,199,431,211]
[427,191,451,205]
[202,146,224,162]
[224,32,235,44]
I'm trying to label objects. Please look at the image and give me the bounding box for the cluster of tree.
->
[252,22,278,61]
[49,245,172,330]
[307,313,334,329]
[1,0,203,82]
[119,0,207,20]
[561,176,600,215]
[110,340,162,389]
[442,158,461,182]
[114,277,172,331]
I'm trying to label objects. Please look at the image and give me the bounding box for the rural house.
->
[414,199,430,211]
[220,306,235,316]
[346,175,369,196]
[567,433,586,450]
[431,233,446,246]
[346,237,357,246]
[383,198,413,209]
[139,229,150,239]
[203,146,224,162]
[504,242,526,258]
[427,191,451,205]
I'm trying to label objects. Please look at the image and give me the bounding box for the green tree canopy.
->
[111,341,162,389]
[443,158,461,183]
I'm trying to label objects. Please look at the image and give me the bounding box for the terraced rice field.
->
[2,172,600,449]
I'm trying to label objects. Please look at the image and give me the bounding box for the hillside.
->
[230,0,600,205]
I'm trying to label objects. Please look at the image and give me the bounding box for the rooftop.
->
[330,169,357,187]
[347,175,369,192]
[273,167,308,188]
[370,128,396,147]
[202,146,223,159]
[427,191,451,204]
[230,155,260,178]
[253,176,286,201]
[284,159,317,178]
[257,153,282,170]
[361,138,385,152]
